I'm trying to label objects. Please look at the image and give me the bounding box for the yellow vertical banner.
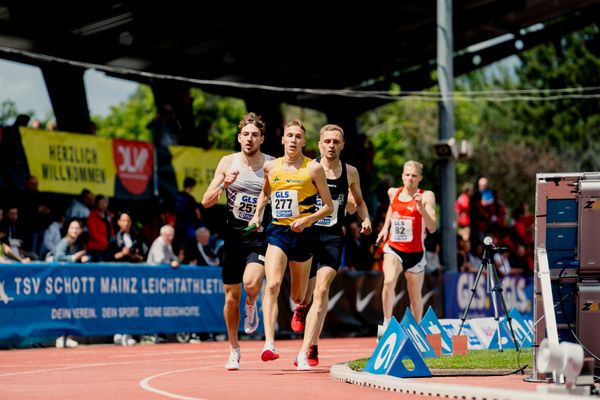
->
[20,128,116,196]
[168,146,232,203]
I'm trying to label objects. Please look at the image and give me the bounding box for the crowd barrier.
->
[0,263,532,343]
[0,263,224,340]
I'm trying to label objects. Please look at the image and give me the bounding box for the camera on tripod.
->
[458,235,519,351]
[482,236,509,253]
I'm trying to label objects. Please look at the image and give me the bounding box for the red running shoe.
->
[294,345,319,367]
[261,344,280,362]
[291,305,308,333]
[307,345,319,366]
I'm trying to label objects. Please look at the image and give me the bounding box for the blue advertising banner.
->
[443,272,534,319]
[0,263,227,339]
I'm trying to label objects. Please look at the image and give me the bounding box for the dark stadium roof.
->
[0,1,598,111]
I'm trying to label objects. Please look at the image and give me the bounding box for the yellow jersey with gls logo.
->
[269,157,318,226]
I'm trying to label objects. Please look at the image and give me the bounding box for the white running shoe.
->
[295,351,311,371]
[189,333,201,344]
[113,334,122,345]
[376,321,390,343]
[56,336,78,348]
[244,303,259,334]
[225,348,240,370]
[123,334,137,346]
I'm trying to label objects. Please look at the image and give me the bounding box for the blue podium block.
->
[364,317,431,378]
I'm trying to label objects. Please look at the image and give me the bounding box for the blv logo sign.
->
[112,139,154,195]
[119,146,148,173]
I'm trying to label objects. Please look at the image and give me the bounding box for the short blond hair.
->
[285,119,306,135]
[404,160,423,175]
[319,124,344,138]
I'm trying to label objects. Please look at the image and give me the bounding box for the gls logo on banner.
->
[364,317,431,378]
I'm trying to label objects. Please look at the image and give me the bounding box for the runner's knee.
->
[244,281,260,296]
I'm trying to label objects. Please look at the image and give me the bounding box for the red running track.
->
[0,337,536,400]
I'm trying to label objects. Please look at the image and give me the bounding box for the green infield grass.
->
[349,348,533,372]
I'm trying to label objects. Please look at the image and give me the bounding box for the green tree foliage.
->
[93,86,247,148]
[513,25,600,172]
[189,88,246,149]
[93,85,156,141]
[0,99,19,126]
[361,23,600,212]
[458,24,600,207]
[360,97,439,190]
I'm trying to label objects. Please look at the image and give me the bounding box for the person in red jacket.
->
[86,194,114,261]
[455,182,472,241]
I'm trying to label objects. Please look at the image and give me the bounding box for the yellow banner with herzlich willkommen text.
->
[20,128,116,195]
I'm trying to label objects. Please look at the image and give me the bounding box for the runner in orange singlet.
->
[375,160,437,331]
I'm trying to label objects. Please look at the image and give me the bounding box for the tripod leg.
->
[490,287,503,352]
[458,261,486,335]
[496,285,520,352]
[489,260,520,352]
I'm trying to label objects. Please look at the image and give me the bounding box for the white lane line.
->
[139,367,210,400]
[0,363,106,377]
[0,355,229,377]
[139,359,266,400]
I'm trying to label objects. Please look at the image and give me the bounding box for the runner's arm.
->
[375,187,396,244]
[347,165,372,235]
[248,162,272,228]
[305,161,333,225]
[418,190,437,233]
[202,156,233,208]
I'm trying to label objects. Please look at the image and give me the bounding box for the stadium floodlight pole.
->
[437,0,458,272]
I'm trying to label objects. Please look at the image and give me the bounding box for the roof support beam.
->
[41,64,91,134]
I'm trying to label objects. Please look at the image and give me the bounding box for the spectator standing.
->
[511,202,534,245]
[65,189,94,221]
[86,195,114,262]
[469,177,507,248]
[174,177,203,247]
[18,175,52,257]
[455,182,473,241]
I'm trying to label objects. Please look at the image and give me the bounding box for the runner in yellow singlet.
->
[249,119,333,363]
